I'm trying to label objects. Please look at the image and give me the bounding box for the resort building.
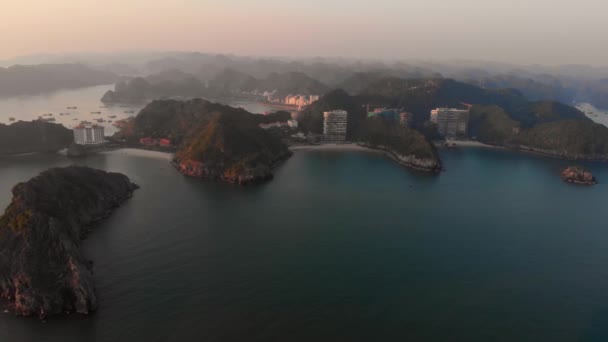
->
[73,123,105,145]
[323,110,348,142]
[430,108,470,137]
[283,95,321,108]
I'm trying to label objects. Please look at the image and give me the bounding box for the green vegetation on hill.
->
[125,99,291,184]
[102,69,330,104]
[468,106,520,145]
[358,78,526,123]
[298,89,366,139]
[359,117,440,162]
[511,101,589,127]
[469,102,608,159]
[516,120,608,158]
[0,121,73,155]
[298,89,441,170]
[258,72,329,97]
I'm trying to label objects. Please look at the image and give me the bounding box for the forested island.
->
[0,166,138,317]
[0,121,73,156]
[118,99,292,184]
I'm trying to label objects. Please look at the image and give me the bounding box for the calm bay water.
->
[0,85,142,135]
[1,148,608,341]
[0,86,283,137]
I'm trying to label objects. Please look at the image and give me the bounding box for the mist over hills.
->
[3,52,608,109]
[0,63,118,97]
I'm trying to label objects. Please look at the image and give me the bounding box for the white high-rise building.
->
[323,110,348,142]
[430,108,469,137]
[74,123,105,145]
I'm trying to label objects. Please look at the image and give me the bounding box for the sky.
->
[1,0,607,66]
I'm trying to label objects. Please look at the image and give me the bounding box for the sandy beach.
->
[289,143,381,153]
[100,148,173,160]
[442,140,503,149]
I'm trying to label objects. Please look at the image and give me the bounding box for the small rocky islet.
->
[561,165,597,185]
[0,166,138,318]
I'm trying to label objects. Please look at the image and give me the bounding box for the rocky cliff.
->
[0,166,138,318]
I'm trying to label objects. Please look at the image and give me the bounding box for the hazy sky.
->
[1,0,607,65]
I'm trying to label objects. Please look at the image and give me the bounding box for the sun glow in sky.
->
[1,0,607,65]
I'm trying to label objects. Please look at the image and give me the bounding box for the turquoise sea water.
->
[1,148,608,341]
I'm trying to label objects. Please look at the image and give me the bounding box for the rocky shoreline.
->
[173,150,292,185]
[358,143,442,173]
[0,166,139,318]
[561,166,597,185]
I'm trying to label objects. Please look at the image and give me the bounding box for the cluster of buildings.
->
[430,108,470,138]
[266,94,320,108]
[73,122,105,145]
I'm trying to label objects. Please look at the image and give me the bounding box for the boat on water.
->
[124,110,135,114]
[90,111,102,114]
[108,115,117,118]
[67,106,77,110]
[9,117,15,122]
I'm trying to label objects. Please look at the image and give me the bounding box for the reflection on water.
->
[1,148,608,341]
[0,85,142,135]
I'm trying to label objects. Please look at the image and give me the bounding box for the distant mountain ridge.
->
[101,68,330,104]
[0,64,118,97]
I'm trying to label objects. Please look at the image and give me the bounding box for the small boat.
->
[124,110,135,114]
[108,115,117,118]
[90,111,102,114]
[67,106,77,110]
